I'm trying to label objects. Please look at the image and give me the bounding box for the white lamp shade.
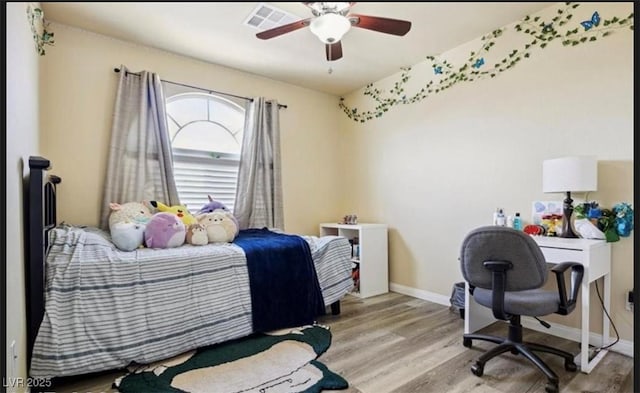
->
[542,156,598,193]
[309,13,351,44]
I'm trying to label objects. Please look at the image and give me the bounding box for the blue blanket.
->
[233,228,326,332]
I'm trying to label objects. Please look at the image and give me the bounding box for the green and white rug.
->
[114,325,348,393]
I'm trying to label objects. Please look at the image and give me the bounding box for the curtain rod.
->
[113,68,287,109]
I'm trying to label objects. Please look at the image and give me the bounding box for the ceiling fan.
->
[256,2,412,61]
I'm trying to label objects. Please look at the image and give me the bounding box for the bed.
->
[25,156,353,378]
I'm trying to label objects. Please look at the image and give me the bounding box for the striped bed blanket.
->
[30,225,352,378]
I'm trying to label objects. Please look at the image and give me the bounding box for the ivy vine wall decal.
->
[26,3,55,56]
[338,2,633,123]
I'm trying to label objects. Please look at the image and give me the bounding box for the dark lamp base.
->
[560,191,579,238]
[559,218,579,238]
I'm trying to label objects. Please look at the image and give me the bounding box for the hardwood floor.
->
[48,292,633,393]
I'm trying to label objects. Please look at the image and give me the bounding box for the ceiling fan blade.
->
[256,18,312,40]
[348,14,411,36]
[325,41,343,61]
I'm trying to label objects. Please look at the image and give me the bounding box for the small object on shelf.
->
[352,237,360,258]
[352,266,360,293]
[342,214,358,225]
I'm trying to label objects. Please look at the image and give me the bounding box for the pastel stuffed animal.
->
[197,195,239,236]
[108,201,152,229]
[110,222,146,251]
[144,213,186,249]
[197,211,238,243]
[150,201,197,226]
[197,195,232,215]
[186,223,208,246]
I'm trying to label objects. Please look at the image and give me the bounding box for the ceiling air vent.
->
[244,3,299,31]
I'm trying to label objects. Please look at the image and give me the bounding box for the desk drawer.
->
[539,247,583,264]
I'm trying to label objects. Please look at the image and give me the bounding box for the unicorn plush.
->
[197,195,239,235]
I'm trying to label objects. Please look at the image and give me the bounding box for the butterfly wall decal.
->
[472,58,485,69]
[581,11,600,31]
[433,66,443,75]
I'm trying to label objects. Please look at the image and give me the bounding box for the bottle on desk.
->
[493,208,506,226]
[513,212,523,230]
[495,208,506,226]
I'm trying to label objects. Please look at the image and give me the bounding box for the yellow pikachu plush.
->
[150,201,197,226]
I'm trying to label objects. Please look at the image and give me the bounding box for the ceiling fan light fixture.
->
[309,13,351,43]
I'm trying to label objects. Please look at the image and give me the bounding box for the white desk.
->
[464,236,611,374]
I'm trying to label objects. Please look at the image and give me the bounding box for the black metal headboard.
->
[25,156,61,365]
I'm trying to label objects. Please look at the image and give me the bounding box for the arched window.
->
[165,92,245,213]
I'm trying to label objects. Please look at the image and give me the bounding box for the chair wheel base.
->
[471,362,484,376]
[463,337,472,348]
[545,381,559,393]
[565,360,577,372]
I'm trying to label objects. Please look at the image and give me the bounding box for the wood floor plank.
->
[320,293,633,393]
[47,292,633,393]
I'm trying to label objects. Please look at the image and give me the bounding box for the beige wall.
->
[39,22,345,236]
[339,2,634,341]
[6,2,42,390]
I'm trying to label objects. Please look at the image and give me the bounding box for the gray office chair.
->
[459,226,584,393]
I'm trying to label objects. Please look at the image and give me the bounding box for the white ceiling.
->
[40,2,554,96]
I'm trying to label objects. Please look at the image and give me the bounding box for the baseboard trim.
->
[390,282,451,306]
[389,282,633,358]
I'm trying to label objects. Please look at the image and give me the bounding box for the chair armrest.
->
[483,260,513,320]
[551,261,584,315]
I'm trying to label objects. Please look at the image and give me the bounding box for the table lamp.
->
[542,156,597,238]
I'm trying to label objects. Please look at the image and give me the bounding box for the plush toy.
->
[150,201,197,226]
[108,201,152,229]
[186,223,208,246]
[144,212,186,249]
[197,195,231,214]
[110,222,146,251]
[197,195,239,236]
[197,211,238,243]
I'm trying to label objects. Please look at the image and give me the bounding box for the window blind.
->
[172,148,239,214]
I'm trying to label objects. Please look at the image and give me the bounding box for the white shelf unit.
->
[319,223,388,298]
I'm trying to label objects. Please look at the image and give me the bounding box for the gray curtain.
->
[233,97,283,230]
[99,65,180,229]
